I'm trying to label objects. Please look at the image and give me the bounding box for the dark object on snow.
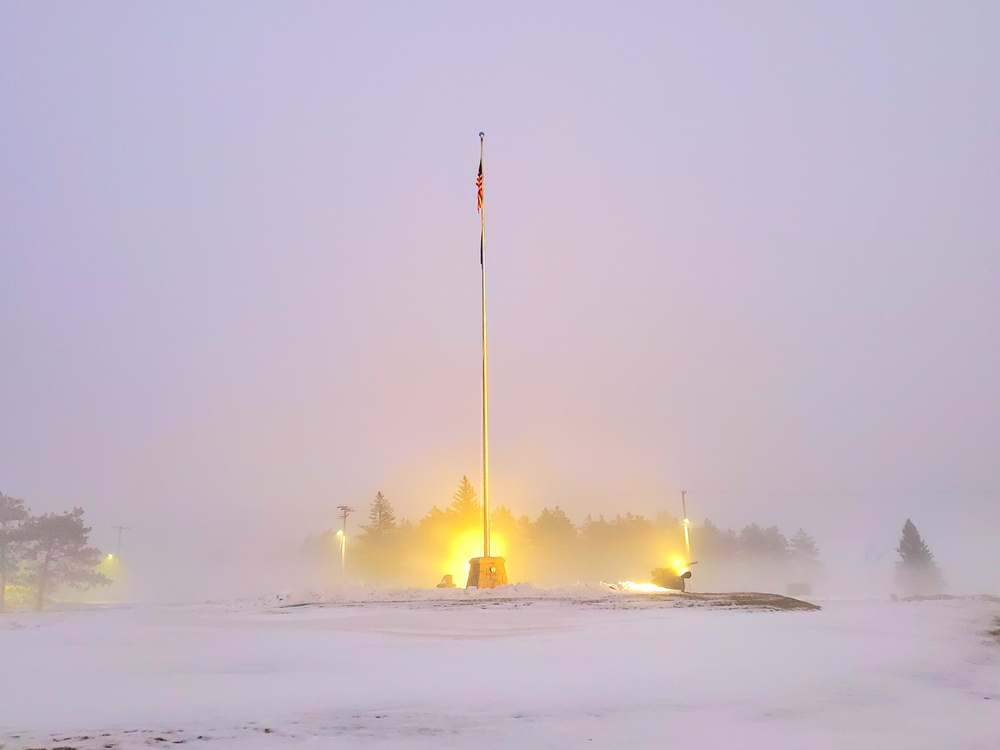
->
[651,567,692,592]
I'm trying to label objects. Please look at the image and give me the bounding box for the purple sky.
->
[2,3,998,596]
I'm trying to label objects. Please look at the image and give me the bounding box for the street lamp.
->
[681,491,692,561]
[335,505,353,578]
[336,529,345,576]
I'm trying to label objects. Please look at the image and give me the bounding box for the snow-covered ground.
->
[2,587,998,749]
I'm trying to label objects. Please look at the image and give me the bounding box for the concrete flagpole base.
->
[466,557,507,589]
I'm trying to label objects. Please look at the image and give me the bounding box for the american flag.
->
[476,157,483,213]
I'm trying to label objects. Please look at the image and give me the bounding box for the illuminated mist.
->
[2,4,999,604]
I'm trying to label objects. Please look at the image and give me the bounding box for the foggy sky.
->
[2,2,998,598]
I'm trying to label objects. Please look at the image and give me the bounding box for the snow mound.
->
[168,583,818,613]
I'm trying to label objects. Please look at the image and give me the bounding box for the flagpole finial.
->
[479,131,484,140]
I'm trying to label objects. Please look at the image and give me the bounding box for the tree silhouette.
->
[789,528,822,585]
[22,508,109,611]
[448,476,481,527]
[489,505,521,557]
[895,519,944,597]
[736,524,791,591]
[530,507,577,550]
[0,493,29,613]
[739,524,789,562]
[523,507,579,584]
[296,484,826,590]
[697,519,739,564]
[364,491,397,539]
[355,492,401,583]
[490,505,518,537]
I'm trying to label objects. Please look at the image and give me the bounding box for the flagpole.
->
[479,131,491,559]
[466,132,506,589]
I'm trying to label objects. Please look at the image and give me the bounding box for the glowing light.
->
[96,553,119,581]
[441,528,507,584]
[618,581,670,593]
[666,553,689,575]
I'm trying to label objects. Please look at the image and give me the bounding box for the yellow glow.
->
[668,553,690,575]
[96,553,118,580]
[441,528,507,585]
[619,581,669,593]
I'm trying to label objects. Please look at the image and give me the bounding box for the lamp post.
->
[111,525,129,583]
[336,505,353,578]
[336,529,345,576]
[681,490,691,564]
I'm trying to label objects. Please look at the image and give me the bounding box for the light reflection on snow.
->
[615,581,678,593]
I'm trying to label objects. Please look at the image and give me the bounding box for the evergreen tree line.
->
[301,477,825,591]
[0,492,109,612]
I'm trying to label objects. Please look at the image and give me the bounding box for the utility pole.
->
[112,526,130,560]
[110,526,129,601]
[112,525,130,580]
[681,491,691,562]
[336,505,354,576]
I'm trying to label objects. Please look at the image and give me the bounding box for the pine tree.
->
[789,528,819,559]
[364,491,397,539]
[355,492,401,583]
[738,524,766,561]
[0,493,29,613]
[895,519,944,597]
[530,507,577,550]
[524,506,579,584]
[739,524,789,562]
[22,508,110,611]
[489,505,520,554]
[447,476,481,527]
[789,528,822,584]
[697,519,739,563]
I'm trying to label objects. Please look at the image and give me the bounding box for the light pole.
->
[336,529,345,576]
[681,491,691,565]
[681,490,694,592]
[113,525,130,560]
[336,505,353,577]
[111,526,129,598]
